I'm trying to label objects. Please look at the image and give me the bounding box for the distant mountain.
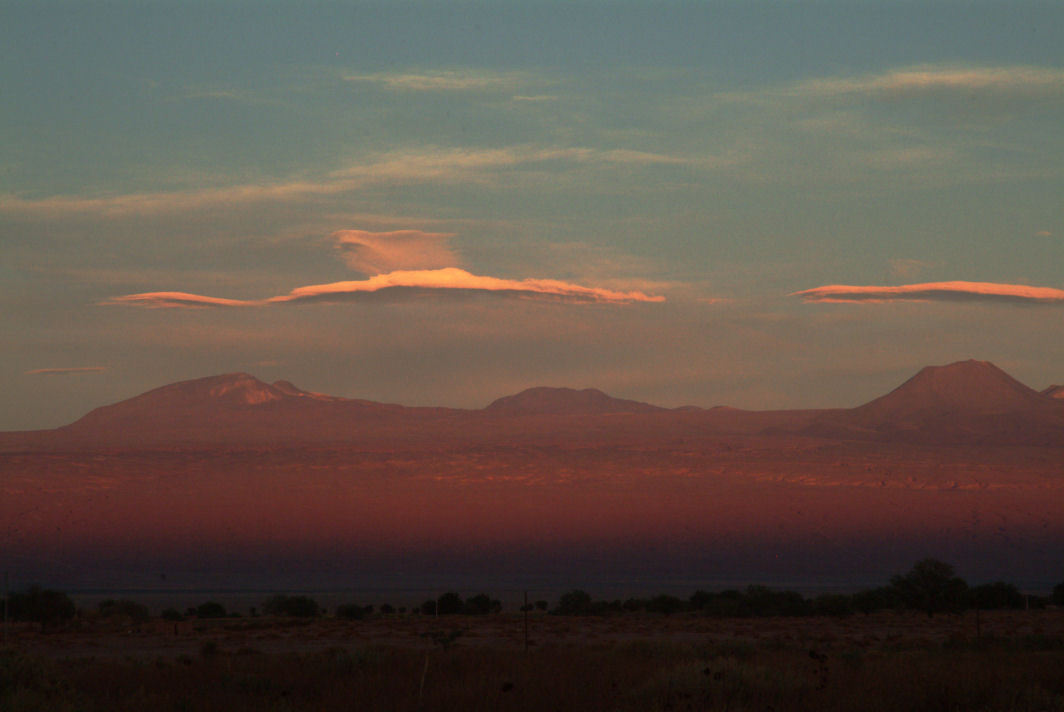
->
[41,373,431,447]
[805,360,1064,445]
[853,360,1049,420]
[2,361,1061,450]
[484,386,664,415]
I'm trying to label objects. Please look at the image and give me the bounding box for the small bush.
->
[97,599,150,623]
[553,590,593,615]
[7,585,76,630]
[195,601,227,618]
[263,595,320,618]
[336,603,371,620]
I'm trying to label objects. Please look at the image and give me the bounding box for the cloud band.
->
[104,268,665,309]
[792,281,1064,305]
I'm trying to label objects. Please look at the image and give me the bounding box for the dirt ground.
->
[7,608,1063,661]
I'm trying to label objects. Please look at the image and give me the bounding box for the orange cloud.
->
[103,292,259,308]
[792,281,1064,304]
[105,268,665,309]
[24,366,107,376]
[331,229,459,275]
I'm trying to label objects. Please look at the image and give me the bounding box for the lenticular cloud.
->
[104,268,665,309]
[792,281,1064,305]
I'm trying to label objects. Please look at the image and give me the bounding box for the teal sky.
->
[3,1,1063,429]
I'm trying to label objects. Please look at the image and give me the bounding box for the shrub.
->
[7,585,76,630]
[436,592,464,615]
[969,582,1024,610]
[195,601,228,618]
[891,559,969,616]
[811,593,854,617]
[646,595,685,616]
[336,603,371,620]
[552,590,593,615]
[852,586,900,614]
[97,599,150,623]
[463,593,501,615]
[161,608,184,621]
[262,595,320,618]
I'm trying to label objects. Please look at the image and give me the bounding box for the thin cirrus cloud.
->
[103,268,665,309]
[343,69,533,92]
[0,146,692,219]
[25,366,107,376]
[790,64,1064,99]
[331,229,460,275]
[792,281,1064,305]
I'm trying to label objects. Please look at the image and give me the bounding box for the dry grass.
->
[3,611,1064,711]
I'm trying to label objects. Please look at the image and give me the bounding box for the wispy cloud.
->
[25,367,107,376]
[888,259,932,279]
[102,292,259,309]
[331,229,459,275]
[344,69,532,92]
[792,281,1064,305]
[784,65,1064,100]
[0,146,692,219]
[104,268,665,308]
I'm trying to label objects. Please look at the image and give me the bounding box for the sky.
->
[3,0,1063,430]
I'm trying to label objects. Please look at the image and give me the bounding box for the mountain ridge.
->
[4,360,1062,449]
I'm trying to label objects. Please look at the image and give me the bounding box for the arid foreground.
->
[4,610,1064,711]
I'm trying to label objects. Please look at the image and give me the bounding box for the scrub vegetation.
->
[2,561,1063,711]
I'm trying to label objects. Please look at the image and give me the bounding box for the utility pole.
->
[3,571,8,643]
[523,591,529,654]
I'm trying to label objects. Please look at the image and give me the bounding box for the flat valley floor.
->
[4,609,1064,711]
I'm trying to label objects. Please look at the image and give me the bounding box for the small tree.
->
[435,592,464,615]
[969,582,1024,610]
[8,585,76,631]
[552,590,592,615]
[195,601,228,618]
[263,595,320,618]
[98,599,150,624]
[891,559,968,617]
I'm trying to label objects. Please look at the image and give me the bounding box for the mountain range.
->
[4,360,1063,590]
[4,359,1063,449]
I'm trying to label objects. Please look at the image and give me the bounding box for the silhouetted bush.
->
[263,595,320,618]
[463,593,501,615]
[161,608,184,621]
[7,585,76,630]
[623,597,648,612]
[811,593,853,617]
[98,599,150,623]
[1052,581,1064,606]
[852,586,901,614]
[646,594,685,616]
[379,603,395,615]
[419,592,481,616]
[741,586,809,617]
[195,601,228,618]
[336,603,372,620]
[970,582,1025,610]
[436,592,463,615]
[552,589,593,615]
[891,559,968,617]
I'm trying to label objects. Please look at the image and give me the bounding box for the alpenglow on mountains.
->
[4,360,1063,449]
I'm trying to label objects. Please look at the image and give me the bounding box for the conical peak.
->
[856,359,1045,418]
